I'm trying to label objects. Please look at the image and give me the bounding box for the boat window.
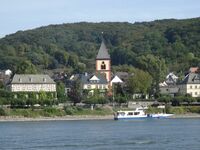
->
[128,112,133,115]
[134,112,140,115]
[118,112,125,116]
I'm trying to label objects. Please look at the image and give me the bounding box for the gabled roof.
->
[181,73,200,84]
[111,75,123,83]
[96,40,110,60]
[166,72,178,80]
[89,75,100,81]
[11,74,55,84]
[81,73,108,85]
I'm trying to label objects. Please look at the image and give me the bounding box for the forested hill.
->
[0,17,200,76]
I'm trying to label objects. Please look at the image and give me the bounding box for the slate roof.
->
[11,74,55,84]
[181,73,200,84]
[81,73,108,84]
[160,85,179,94]
[96,40,110,60]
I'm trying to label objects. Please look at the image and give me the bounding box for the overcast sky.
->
[0,0,200,37]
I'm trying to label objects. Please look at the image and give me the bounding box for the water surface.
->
[0,119,200,150]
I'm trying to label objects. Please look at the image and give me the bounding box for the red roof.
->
[189,67,199,73]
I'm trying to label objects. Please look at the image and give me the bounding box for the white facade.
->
[11,83,56,92]
[179,84,200,97]
[83,84,109,90]
[10,74,56,93]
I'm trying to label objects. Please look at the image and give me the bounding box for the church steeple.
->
[96,39,111,82]
[96,40,110,60]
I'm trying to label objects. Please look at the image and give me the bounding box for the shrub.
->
[64,106,75,115]
[0,107,6,116]
[43,107,64,117]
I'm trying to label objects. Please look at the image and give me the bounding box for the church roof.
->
[96,40,110,60]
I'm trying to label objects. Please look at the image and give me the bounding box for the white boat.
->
[114,107,173,120]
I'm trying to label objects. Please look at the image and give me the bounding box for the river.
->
[0,118,200,150]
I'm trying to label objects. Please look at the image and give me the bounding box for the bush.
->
[185,106,200,113]
[0,107,6,116]
[43,107,64,117]
[157,95,171,103]
[64,106,75,115]
[169,107,185,114]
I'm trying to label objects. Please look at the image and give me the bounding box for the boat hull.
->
[114,114,173,120]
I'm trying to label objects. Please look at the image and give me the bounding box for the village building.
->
[179,73,200,97]
[159,72,179,97]
[79,39,123,94]
[10,74,56,93]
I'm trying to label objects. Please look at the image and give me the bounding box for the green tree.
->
[54,51,68,65]
[56,81,66,102]
[68,80,82,106]
[68,54,79,68]
[16,60,37,74]
[127,68,152,96]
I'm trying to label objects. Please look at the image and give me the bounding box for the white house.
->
[10,74,56,92]
[179,73,200,97]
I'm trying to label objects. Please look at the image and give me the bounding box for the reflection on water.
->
[0,119,200,150]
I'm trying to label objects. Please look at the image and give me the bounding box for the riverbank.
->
[0,115,114,122]
[170,113,200,118]
[1,113,200,122]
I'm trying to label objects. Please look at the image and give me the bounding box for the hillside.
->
[0,18,200,78]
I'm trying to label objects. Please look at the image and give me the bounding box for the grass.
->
[5,107,65,118]
[64,106,113,116]
[146,106,200,114]
[0,106,114,117]
[1,106,199,117]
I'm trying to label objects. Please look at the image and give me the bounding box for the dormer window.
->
[19,78,22,82]
[29,78,32,82]
[43,78,46,82]
[101,61,106,70]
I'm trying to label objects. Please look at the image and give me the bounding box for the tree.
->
[56,81,66,102]
[54,51,68,65]
[84,89,107,110]
[127,68,152,96]
[68,54,78,68]
[16,60,37,74]
[68,80,82,106]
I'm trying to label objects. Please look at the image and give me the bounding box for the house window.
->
[101,61,106,70]
[190,86,193,89]
[195,92,197,95]
[195,85,197,89]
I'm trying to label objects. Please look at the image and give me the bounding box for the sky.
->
[0,0,200,37]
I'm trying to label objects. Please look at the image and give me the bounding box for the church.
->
[80,39,122,94]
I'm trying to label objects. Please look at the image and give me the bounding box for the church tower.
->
[96,40,111,83]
